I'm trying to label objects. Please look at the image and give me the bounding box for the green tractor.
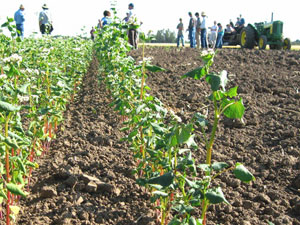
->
[240,19,291,50]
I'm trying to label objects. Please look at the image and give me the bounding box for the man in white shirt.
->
[200,12,208,49]
[209,21,218,48]
[127,3,142,49]
[39,4,53,35]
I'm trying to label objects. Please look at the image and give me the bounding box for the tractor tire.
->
[283,38,291,50]
[258,35,267,50]
[240,26,255,49]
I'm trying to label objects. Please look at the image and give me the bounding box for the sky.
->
[0,0,299,41]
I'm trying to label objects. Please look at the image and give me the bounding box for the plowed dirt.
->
[18,47,300,225]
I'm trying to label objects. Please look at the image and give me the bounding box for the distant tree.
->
[152,29,176,43]
[292,39,300,45]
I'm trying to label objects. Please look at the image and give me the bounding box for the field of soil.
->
[17,47,300,225]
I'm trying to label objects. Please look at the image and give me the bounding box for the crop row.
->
[94,20,255,225]
[0,19,92,224]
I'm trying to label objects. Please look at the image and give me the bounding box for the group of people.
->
[177,13,245,49]
[90,3,141,49]
[14,4,53,39]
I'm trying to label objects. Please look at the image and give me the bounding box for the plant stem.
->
[201,200,208,225]
[5,114,10,225]
[206,98,219,166]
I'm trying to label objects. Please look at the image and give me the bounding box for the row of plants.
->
[0,19,92,224]
[94,18,255,225]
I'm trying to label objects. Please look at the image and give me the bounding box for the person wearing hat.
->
[14,5,25,39]
[200,11,208,49]
[187,12,196,48]
[39,4,53,35]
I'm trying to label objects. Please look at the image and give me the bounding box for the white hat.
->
[42,4,49,9]
[201,12,206,17]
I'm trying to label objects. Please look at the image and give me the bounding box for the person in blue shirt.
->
[216,23,224,48]
[14,5,25,39]
[239,14,245,28]
[100,10,112,28]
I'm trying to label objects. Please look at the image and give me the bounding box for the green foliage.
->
[0,30,92,223]
[94,16,254,225]
[152,29,177,43]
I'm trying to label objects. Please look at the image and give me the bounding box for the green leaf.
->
[178,124,193,144]
[148,172,174,187]
[152,191,168,197]
[267,222,275,225]
[189,217,203,225]
[120,127,129,132]
[128,129,138,140]
[198,164,210,173]
[18,83,30,94]
[186,134,198,149]
[211,162,228,171]
[136,103,146,114]
[178,148,190,155]
[149,184,163,190]
[182,67,206,80]
[172,204,194,214]
[6,183,27,197]
[233,163,255,183]
[206,187,229,204]
[0,189,7,200]
[25,161,39,168]
[190,199,201,207]
[226,86,238,98]
[194,113,208,128]
[145,65,165,72]
[223,98,245,119]
[184,177,198,189]
[169,134,178,147]
[4,137,19,149]
[0,101,21,112]
[205,70,228,91]
[151,122,167,135]
[9,205,20,215]
[16,158,26,174]
[168,218,181,225]
[1,22,9,27]
[189,217,197,225]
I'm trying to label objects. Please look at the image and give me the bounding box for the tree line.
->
[147,29,177,43]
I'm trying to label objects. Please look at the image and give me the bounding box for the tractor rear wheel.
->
[240,26,255,49]
[258,35,267,49]
[283,38,291,50]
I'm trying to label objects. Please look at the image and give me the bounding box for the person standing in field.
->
[216,23,224,48]
[195,12,201,49]
[209,21,218,48]
[200,12,208,49]
[176,18,184,47]
[39,4,53,35]
[90,27,95,41]
[14,4,25,39]
[126,3,141,49]
[100,10,112,28]
[187,12,196,48]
